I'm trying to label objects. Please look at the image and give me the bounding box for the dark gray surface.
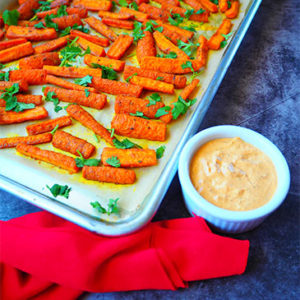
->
[1,0,299,299]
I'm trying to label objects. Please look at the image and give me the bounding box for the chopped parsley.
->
[157,52,178,59]
[34,15,59,31]
[106,156,121,168]
[129,111,149,119]
[0,72,10,82]
[46,184,71,199]
[177,40,199,58]
[181,61,194,71]
[113,138,142,149]
[91,63,118,80]
[50,125,59,135]
[75,150,101,168]
[60,24,89,37]
[90,198,120,215]
[125,72,137,83]
[108,128,115,137]
[156,76,164,81]
[144,20,158,32]
[133,21,144,42]
[220,32,233,48]
[168,12,184,26]
[45,91,62,112]
[2,10,19,25]
[156,146,166,159]
[74,75,93,86]
[147,93,161,107]
[171,96,196,119]
[155,106,171,118]
[84,89,90,97]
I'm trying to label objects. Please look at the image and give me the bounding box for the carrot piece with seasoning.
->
[0,38,28,51]
[50,0,70,8]
[196,35,209,66]
[219,0,228,13]
[16,143,79,174]
[90,77,143,97]
[52,130,95,159]
[198,0,218,13]
[36,7,88,19]
[51,14,83,30]
[0,94,43,107]
[138,3,169,22]
[73,0,112,11]
[114,95,164,119]
[123,66,187,89]
[6,26,57,41]
[76,37,106,57]
[84,54,125,72]
[111,114,167,141]
[85,17,118,42]
[119,7,148,23]
[102,147,157,168]
[66,104,114,145]
[98,11,133,20]
[43,86,107,110]
[0,107,48,125]
[182,0,206,12]
[17,20,40,27]
[82,166,136,185]
[208,19,232,50]
[34,35,71,54]
[0,42,34,64]
[9,69,47,85]
[70,30,109,47]
[136,31,156,64]
[0,133,52,149]
[26,116,72,135]
[0,80,28,92]
[43,66,103,78]
[19,52,60,69]
[153,0,180,6]
[102,18,134,30]
[18,0,40,20]
[130,76,174,94]
[225,1,240,19]
[107,35,134,60]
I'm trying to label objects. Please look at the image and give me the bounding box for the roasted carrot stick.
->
[46,75,98,93]
[0,42,34,64]
[0,38,28,51]
[90,77,143,97]
[73,0,112,11]
[85,17,118,41]
[34,35,71,54]
[26,116,72,135]
[102,147,157,168]
[136,31,156,64]
[19,52,60,69]
[123,66,187,89]
[82,166,136,184]
[9,69,47,85]
[107,35,133,60]
[219,0,228,13]
[0,107,48,125]
[36,7,88,19]
[141,56,204,74]
[16,143,79,174]
[138,4,169,22]
[70,30,109,47]
[6,26,57,41]
[18,0,40,20]
[66,104,114,145]
[111,114,167,141]
[50,0,70,8]
[208,19,232,50]
[102,18,134,30]
[225,1,240,19]
[0,133,52,149]
[50,14,83,30]
[0,94,43,107]
[52,130,95,159]
[182,0,206,11]
[153,0,180,6]
[17,20,40,27]
[76,37,106,57]
[98,11,133,20]
[43,66,102,78]
[43,86,107,110]
[153,31,189,59]
[196,35,209,66]
[198,0,218,13]
[84,54,125,72]
[130,76,174,94]
[114,95,164,119]
[119,7,148,23]
[0,80,28,92]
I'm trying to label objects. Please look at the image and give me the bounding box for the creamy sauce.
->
[190,137,277,211]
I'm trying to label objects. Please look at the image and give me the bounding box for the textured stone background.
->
[0,0,299,299]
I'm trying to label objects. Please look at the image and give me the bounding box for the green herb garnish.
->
[113,138,142,149]
[133,21,144,42]
[46,184,71,199]
[106,156,121,168]
[45,91,62,112]
[156,145,166,159]
[155,106,171,118]
[91,63,118,80]
[146,93,161,107]
[74,75,93,86]
[171,95,196,119]
[125,72,137,82]
[90,198,120,215]
[129,111,149,119]
[2,10,19,25]
[50,125,59,135]
[75,150,101,168]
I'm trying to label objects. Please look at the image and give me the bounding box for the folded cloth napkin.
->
[0,211,249,299]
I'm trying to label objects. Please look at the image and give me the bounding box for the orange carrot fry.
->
[225,1,240,19]
[6,26,57,41]
[102,147,157,168]
[0,94,43,107]
[37,7,88,19]
[123,65,186,89]
[43,86,107,110]
[84,54,125,72]
[208,19,232,50]
[46,75,98,93]
[90,77,143,97]
[70,30,109,47]
[43,66,103,78]
[98,11,133,20]
[219,0,228,13]
[141,56,204,74]
[73,0,112,11]
[114,95,164,119]
[17,20,40,27]
[136,31,156,64]
[138,3,169,21]
[0,80,28,92]
[51,14,83,30]
[19,52,60,69]
[0,107,48,125]
[216,18,233,35]
[152,0,180,6]
[102,18,134,30]
[153,31,189,59]
[26,116,72,135]
[85,17,118,41]
[0,38,28,51]
[52,130,95,159]
[9,69,47,85]
[0,133,52,149]
[0,42,34,64]
[82,166,136,184]
[34,35,71,54]
[16,143,79,174]
[50,0,70,8]
[130,75,174,94]
[119,7,149,23]
[18,0,40,20]
[198,0,218,13]
[196,35,209,65]
[76,37,106,57]
[107,35,133,60]
[66,104,113,145]
[111,114,167,141]
[182,0,206,12]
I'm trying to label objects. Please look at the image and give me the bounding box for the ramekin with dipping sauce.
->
[178,125,290,233]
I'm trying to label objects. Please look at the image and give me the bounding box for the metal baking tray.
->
[0,0,261,235]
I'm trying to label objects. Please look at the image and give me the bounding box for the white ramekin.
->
[178,125,290,233]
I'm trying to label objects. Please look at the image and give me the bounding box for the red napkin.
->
[0,211,249,299]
